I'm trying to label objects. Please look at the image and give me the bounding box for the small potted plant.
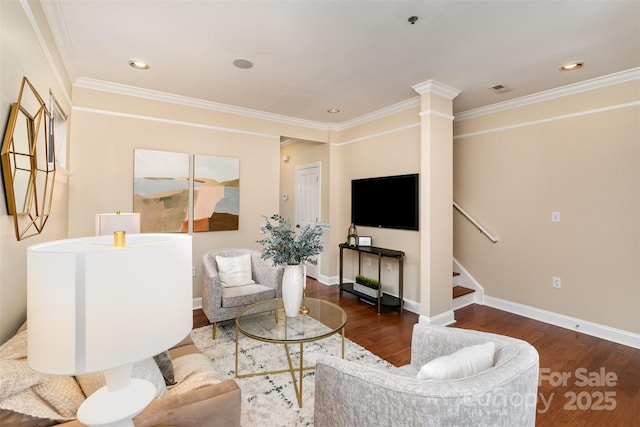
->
[258,214,329,316]
[354,274,380,298]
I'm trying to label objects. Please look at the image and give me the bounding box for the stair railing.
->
[453,201,498,243]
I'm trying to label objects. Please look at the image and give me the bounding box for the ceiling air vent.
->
[489,84,512,94]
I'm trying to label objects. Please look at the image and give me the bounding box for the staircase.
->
[452,272,475,309]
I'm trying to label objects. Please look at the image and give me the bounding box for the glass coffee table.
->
[235,297,347,407]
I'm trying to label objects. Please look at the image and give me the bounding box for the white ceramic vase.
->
[282,264,304,317]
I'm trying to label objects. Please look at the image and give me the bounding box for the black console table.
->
[338,243,404,315]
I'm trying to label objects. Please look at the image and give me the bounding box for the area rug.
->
[190,323,393,426]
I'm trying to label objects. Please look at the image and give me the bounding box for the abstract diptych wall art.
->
[133,149,190,232]
[193,154,240,232]
[133,149,239,233]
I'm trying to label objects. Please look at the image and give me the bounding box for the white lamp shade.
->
[95,213,140,236]
[27,233,192,375]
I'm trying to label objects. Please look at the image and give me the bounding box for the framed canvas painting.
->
[193,154,239,232]
[133,148,189,232]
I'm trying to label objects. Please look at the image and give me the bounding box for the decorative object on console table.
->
[27,233,193,427]
[258,214,329,317]
[357,236,371,246]
[346,223,358,246]
[353,275,379,298]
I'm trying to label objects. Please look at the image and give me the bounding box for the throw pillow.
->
[215,254,255,287]
[169,353,223,395]
[153,351,176,386]
[416,341,495,380]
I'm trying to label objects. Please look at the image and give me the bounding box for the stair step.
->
[453,285,475,299]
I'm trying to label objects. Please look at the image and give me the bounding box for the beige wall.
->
[0,0,71,343]
[68,87,294,299]
[331,108,422,303]
[453,80,640,333]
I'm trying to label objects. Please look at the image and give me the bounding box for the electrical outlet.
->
[386,263,392,272]
[552,276,561,288]
[192,266,196,277]
[551,211,561,223]
[367,258,372,267]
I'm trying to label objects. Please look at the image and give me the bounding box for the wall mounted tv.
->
[351,173,419,231]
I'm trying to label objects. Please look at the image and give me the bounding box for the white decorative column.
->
[412,80,461,325]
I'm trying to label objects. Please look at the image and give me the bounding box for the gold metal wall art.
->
[1,76,56,240]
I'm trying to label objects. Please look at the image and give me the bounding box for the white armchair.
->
[315,324,539,427]
[202,248,284,339]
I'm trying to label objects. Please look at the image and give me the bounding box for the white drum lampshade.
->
[95,212,141,236]
[27,233,192,427]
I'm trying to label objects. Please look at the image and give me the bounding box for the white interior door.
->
[295,162,321,279]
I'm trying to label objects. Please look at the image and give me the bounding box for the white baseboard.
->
[401,298,420,315]
[318,279,422,316]
[484,295,640,349]
[452,292,475,310]
[316,274,336,285]
[419,310,456,327]
[195,273,639,349]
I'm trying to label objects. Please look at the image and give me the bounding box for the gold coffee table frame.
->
[235,298,347,408]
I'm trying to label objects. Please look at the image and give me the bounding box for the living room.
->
[1,0,639,425]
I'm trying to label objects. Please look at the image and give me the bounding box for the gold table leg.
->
[235,324,346,408]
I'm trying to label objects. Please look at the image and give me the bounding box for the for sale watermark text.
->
[538,367,617,413]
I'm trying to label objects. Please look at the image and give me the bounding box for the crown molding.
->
[412,79,462,100]
[20,0,72,106]
[72,105,279,140]
[73,77,330,131]
[328,97,421,131]
[456,67,640,121]
[40,0,78,84]
[333,122,420,147]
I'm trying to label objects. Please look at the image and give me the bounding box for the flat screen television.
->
[351,173,419,231]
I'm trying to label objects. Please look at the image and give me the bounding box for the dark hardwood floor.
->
[193,278,640,426]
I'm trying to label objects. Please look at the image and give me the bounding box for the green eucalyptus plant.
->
[258,214,329,266]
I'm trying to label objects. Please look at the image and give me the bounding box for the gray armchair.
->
[202,248,284,339]
[315,324,539,427]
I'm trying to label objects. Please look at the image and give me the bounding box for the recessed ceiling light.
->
[327,108,340,114]
[560,62,584,71]
[233,58,254,69]
[128,59,149,70]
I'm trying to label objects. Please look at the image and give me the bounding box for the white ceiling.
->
[43,0,640,125]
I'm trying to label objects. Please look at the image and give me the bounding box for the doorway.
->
[295,162,321,279]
